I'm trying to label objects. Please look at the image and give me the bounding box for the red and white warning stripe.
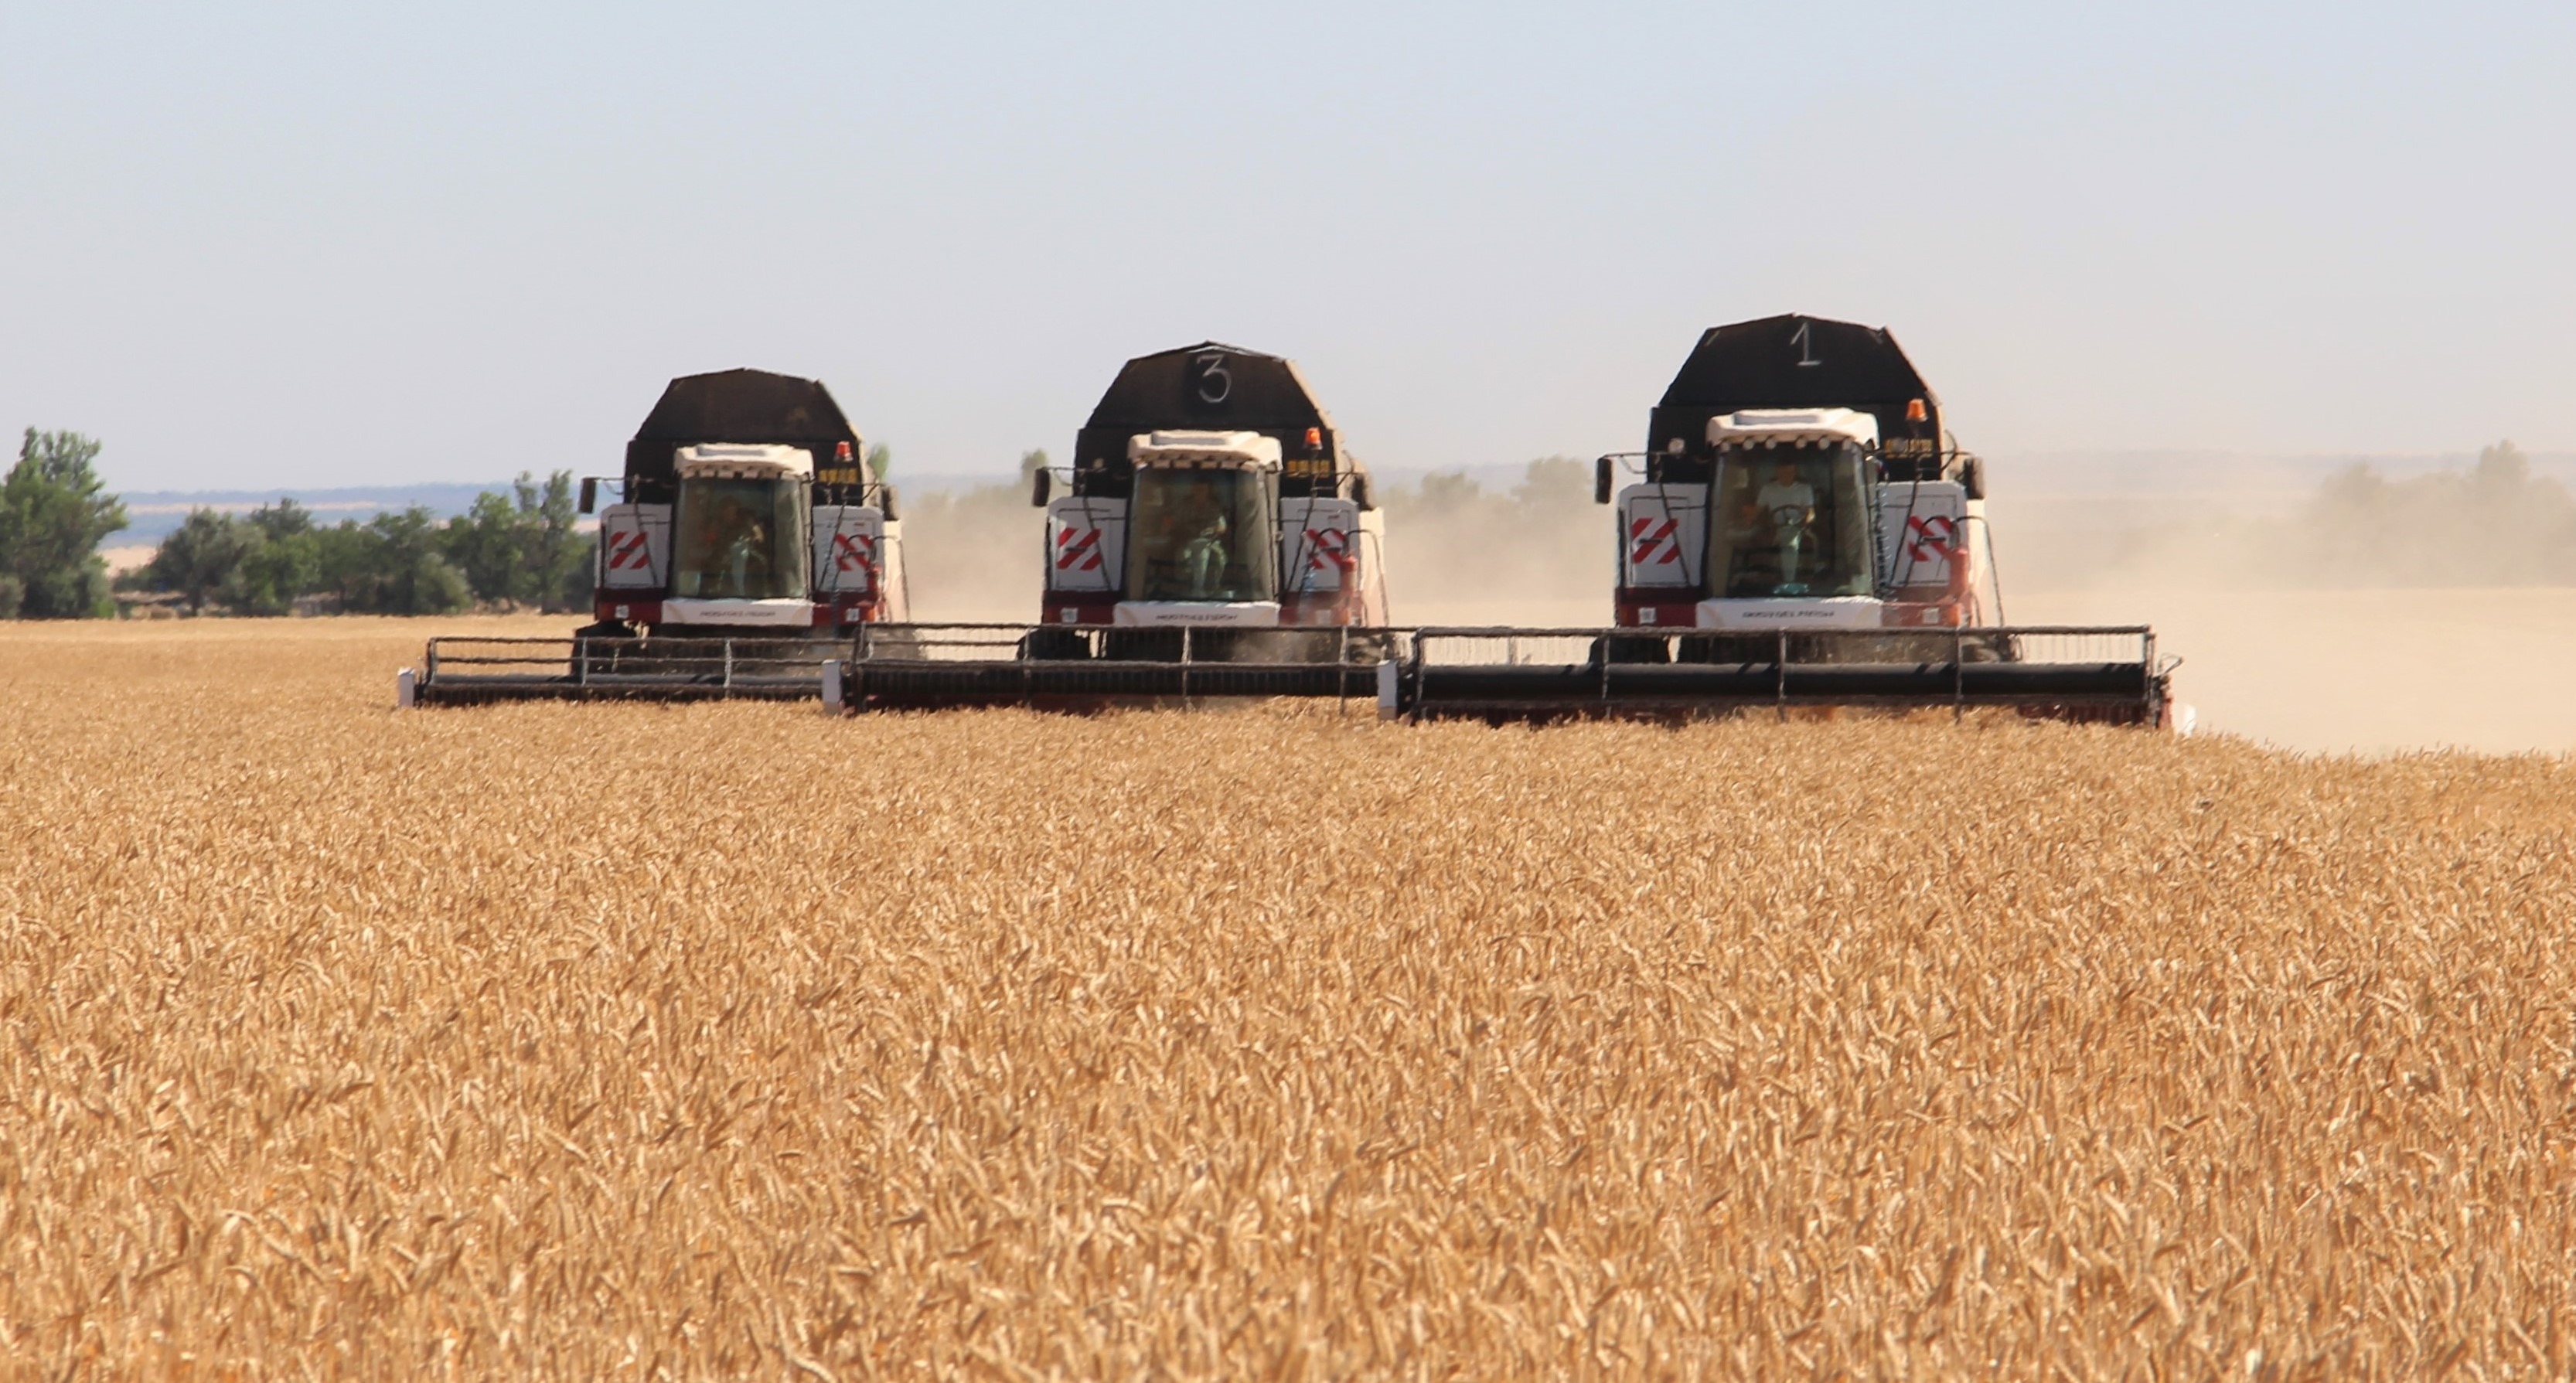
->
[1055,527,1102,571]
[1304,526,1350,571]
[1628,516,1680,567]
[606,530,653,571]
[1903,515,1956,565]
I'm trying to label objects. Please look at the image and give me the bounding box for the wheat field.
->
[3,618,2573,1380]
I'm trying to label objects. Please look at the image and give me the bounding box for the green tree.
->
[1019,448,1050,482]
[309,521,380,611]
[0,429,128,618]
[443,471,584,608]
[360,507,471,615]
[447,489,537,603]
[227,500,322,615]
[558,530,599,614]
[140,509,258,614]
[527,471,585,611]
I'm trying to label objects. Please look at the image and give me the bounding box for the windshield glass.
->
[1707,444,1876,599]
[672,477,810,600]
[1126,468,1277,602]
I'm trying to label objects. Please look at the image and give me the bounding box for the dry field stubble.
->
[4,618,2574,1379]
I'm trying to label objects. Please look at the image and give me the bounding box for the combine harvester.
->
[832,342,1399,711]
[1394,314,2182,726]
[405,369,906,704]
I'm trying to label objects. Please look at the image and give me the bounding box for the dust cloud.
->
[2000,443,2576,755]
[2015,588,2576,755]
[896,481,1044,622]
[1374,458,1603,626]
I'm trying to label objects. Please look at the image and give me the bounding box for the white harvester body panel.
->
[1617,484,1709,588]
[1112,601,1282,627]
[597,502,671,591]
[1874,480,1969,591]
[1693,596,1883,630]
[1281,496,1361,594]
[813,506,888,597]
[1045,497,1127,594]
[659,597,813,627]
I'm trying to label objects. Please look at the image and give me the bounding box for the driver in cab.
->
[705,496,771,597]
[1748,460,1816,590]
[1177,501,1231,598]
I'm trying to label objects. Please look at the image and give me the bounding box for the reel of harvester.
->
[400,635,839,707]
[1391,625,2178,727]
[822,622,1402,714]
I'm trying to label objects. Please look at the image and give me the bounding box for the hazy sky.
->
[5,1,2570,492]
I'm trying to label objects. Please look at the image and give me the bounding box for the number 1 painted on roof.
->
[1791,321,1821,367]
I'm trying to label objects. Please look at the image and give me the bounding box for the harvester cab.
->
[1609,406,2002,635]
[585,370,907,640]
[825,342,1397,712]
[1040,430,1288,628]
[405,368,906,703]
[1390,314,2180,726]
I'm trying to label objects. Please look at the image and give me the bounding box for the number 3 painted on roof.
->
[1195,353,1232,404]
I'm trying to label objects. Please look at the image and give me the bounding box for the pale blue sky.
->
[4,1,2569,491]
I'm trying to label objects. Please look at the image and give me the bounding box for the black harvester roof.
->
[1072,342,1362,499]
[1647,315,1947,482]
[623,369,863,498]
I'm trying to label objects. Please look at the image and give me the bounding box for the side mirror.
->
[1351,472,1374,511]
[578,477,599,514]
[878,484,901,523]
[1030,468,1053,508]
[1593,455,1614,505]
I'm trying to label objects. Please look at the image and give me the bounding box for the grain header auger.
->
[1389,315,2188,727]
[828,342,1405,714]
[401,369,907,706]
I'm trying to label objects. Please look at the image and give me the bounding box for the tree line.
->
[123,472,592,616]
[2,427,601,619]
